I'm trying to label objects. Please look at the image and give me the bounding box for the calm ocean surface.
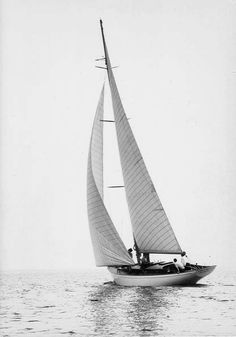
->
[0,268,235,337]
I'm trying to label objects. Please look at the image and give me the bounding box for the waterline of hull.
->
[108,265,216,286]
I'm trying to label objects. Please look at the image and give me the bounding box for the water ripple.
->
[0,269,235,336]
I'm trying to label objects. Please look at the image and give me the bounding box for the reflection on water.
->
[127,287,175,335]
[88,282,211,336]
[0,269,235,336]
[89,283,124,335]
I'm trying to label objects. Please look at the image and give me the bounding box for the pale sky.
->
[1,0,236,270]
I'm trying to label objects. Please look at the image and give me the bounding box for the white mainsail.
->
[87,85,134,266]
[100,21,182,254]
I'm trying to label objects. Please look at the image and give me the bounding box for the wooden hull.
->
[108,265,216,287]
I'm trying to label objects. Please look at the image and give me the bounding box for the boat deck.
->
[116,263,206,276]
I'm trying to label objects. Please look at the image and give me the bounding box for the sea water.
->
[0,268,235,336]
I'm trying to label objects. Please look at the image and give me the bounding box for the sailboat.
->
[87,20,216,286]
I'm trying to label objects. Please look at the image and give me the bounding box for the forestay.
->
[101,23,182,254]
[87,85,134,266]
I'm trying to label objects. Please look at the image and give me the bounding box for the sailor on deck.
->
[141,254,149,265]
[128,248,133,258]
[173,258,184,273]
[181,251,188,268]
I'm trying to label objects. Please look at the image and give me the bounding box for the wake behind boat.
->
[87,20,216,286]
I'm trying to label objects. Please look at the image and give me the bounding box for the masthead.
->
[99,19,107,66]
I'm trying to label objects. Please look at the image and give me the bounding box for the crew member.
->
[173,258,184,273]
[128,248,133,258]
[181,251,188,268]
